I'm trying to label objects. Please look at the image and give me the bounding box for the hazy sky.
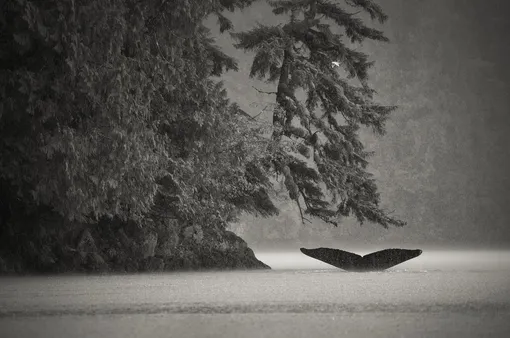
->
[208,0,510,248]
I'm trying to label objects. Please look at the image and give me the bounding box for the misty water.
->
[1,250,510,338]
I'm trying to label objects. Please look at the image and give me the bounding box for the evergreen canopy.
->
[0,0,276,227]
[232,0,405,227]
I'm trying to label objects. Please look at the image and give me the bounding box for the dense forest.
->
[0,0,404,274]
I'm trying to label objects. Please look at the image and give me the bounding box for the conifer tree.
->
[0,0,273,226]
[232,0,405,227]
[0,0,280,272]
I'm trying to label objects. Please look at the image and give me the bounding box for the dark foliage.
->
[232,0,405,227]
[0,0,274,273]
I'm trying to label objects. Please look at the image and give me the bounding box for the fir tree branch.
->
[252,86,277,95]
[296,198,310,224]
[233,0,404,229]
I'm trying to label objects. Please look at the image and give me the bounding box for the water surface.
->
[1,250,509,337]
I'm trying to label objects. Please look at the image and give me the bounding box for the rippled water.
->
[1,250,510,337]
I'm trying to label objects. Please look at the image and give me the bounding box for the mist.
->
[254,249,510,271]
[206,0,510,249]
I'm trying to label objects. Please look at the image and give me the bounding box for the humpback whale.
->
[300,247,423,271]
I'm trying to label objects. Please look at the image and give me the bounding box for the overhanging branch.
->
[252,86,277,95]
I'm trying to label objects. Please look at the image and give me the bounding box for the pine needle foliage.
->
[0,0,275,228]
[232,0,405,227]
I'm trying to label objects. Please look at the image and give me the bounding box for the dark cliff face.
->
[0,209,269,275]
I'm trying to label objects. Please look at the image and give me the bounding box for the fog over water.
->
[255,249,510,271]
[1,250,510,338]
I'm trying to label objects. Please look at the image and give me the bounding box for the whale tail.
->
[300,247,422,271]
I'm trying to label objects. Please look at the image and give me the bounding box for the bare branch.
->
[349,10,362,16]
[252,86,277,95]
[295,198,312,224]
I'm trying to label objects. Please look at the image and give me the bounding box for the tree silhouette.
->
[232,0,405,227]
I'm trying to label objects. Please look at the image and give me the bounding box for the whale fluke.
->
[300,247,423,271]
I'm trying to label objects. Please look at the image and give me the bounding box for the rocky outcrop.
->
[0,210,269,275]
[140,232,158,259]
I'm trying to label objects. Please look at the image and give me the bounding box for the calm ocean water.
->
[1,250,510,337]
